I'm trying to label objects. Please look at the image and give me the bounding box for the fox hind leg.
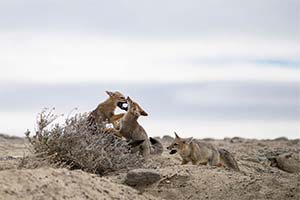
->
[209,151,221,166]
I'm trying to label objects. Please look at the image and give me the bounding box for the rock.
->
[274,137,289,141]
[125,169,161,186]
[275,153,300,173]
[288,139,300,145]
[162,135,174,143]
[202,138,215,141]
[230,137,245,143]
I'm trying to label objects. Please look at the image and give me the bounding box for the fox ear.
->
[174,132,180,139]
[106,91,114,97]
[126,96,133,103]
[140,109,148,116]
[186,137,194,144]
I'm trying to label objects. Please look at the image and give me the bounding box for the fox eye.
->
[173,143,178,146]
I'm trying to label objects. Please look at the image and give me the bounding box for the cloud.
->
[0,1,299,83]
[0,33,299,83]
[1,81,299,137]
[0,0,299,38]
[0,81,299,120]
[0,1,299,138]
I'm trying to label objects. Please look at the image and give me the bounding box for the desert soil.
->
[0,134,299,200]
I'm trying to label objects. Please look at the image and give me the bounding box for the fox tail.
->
[219,148,240,171]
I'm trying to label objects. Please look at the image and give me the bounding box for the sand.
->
[0,134,299,200]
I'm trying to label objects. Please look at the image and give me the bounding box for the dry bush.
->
[23,108,143,175]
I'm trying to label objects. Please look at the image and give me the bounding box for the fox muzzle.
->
[117,102,128,111]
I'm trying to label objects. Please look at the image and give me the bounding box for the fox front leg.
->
[181,159,189,165]
[216,163,225,168]
[192,160,202,165]
[110,113,125,122]
[103,128,123,138]
[192,160,208,165]
[110,113,125,129]
[192,160,198,165]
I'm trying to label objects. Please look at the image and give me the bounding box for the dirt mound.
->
[140,164,300,200]
[139,138,300,200]
[0,168,158,200]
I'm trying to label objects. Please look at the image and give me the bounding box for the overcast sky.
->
[0,0,299,138]
[0,0,299,83]
[0,0,299,37]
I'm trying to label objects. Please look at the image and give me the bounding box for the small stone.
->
[125,168,161,186]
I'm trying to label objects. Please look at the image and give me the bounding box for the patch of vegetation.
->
[23,108,143,175]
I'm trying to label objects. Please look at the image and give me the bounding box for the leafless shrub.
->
[24,108,143,175]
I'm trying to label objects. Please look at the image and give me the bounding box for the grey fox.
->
[118,97,163,157]
[167,132,239,171]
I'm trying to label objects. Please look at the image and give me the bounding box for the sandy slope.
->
[0,135,30,170]
[0,135,157,200]
[0,135,299,200]
[0,168,158,200]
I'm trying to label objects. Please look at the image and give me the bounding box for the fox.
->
[167,132,240,171]
[87,91,128,129]
[118,96,163,157]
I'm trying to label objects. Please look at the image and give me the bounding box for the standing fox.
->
[118,96,163,157]
[88,91,127,129]
[167,132,240,171]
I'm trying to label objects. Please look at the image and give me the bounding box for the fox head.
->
[167,132,193,154]
[106,91,128,111]
[126,96,148,117]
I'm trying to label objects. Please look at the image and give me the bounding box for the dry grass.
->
[23,108,143,175]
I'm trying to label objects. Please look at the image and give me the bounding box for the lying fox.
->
[167,132,240,171]
[88,91,127,129]
[118,96,163,157]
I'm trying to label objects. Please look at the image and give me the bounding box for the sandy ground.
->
[0,134,299,200]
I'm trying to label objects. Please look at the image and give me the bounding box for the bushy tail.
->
[128,139,146,148]
[219,148,240,171]
[149,137,163,155]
